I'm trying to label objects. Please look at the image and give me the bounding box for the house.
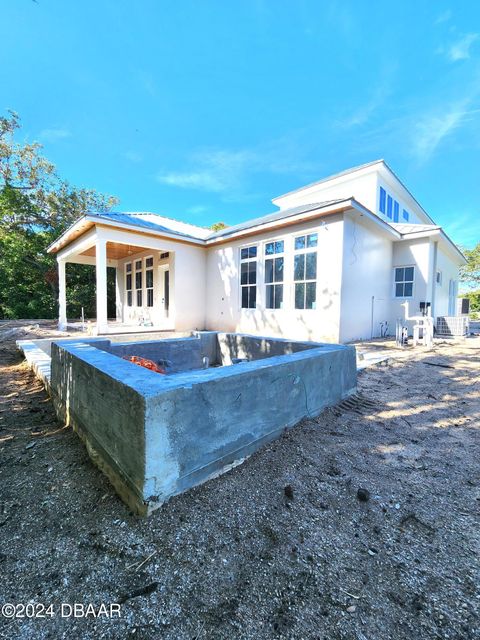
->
[47,159,466,343]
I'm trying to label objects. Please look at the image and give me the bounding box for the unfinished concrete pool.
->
[48,332,356,515]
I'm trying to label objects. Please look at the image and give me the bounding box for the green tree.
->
[0,111,118,320]
[460,242,480,287]
[209,221,228,232]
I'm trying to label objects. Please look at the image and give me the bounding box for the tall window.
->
[379,187,386,214]
[265,240,284,309]
[393,200,400,222]
[125,263,132,307]
[135,259,143,307]
[145,257,154,307]
[394,266,414,297]
[240,246,257,308]
[294,233,317,309]
[386,195,393,219]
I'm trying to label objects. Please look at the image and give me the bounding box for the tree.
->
[0,111,119,320]
[460,242,480,288]
[209,221,228,232]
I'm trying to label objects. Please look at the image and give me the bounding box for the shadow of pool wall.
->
[50,332,357,515]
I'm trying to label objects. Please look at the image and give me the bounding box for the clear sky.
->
[1,0,479,248]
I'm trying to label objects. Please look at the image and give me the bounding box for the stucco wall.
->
[434,244,461,317]
[339,214,393,342]
[391,238,431,324]
[205,215,345,343]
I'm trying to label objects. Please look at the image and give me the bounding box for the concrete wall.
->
[339,213,393,342]
[205,215,345,343]
[49,334,356,515]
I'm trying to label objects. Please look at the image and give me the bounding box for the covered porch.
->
[52,224,186,335]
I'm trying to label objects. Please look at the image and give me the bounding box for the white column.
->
[58,259,67,331]
[95,238,108,334]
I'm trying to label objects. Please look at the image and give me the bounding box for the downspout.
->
[431,241,438,318]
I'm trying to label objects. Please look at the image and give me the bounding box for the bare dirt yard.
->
[0,323,479,640]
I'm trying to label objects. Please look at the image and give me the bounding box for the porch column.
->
[57,258,67,331]
[95,237,108,334]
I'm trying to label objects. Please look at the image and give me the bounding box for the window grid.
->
[145,256,154,307]
[394,266,414,298]
[294,233,318,310]
[265,240,284,309]
[240,245,257,309]
[135,260,143,307]
[125,262,132,307]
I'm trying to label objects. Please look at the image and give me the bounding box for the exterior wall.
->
[434,243,461,317]
[205,215,345,343]
[339,214,393,342]
[375,169,432,225]
[273,170,378,213]
[391,238,432,325]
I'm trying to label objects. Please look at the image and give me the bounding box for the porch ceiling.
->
[81,242,150,260]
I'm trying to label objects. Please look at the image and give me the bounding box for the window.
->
[146,257,154,307]
[135,260,143,306]
[436,270,442,285]
[160,252,169,260]
[294,233,317,309]
[125,263,132,307]
[402,209,409,221]
[386,195,393,219]
[393,200,399,222]
[240,245,257,308]
[379,187,386,214]
[394,266,414,298]
[265,240,284,309]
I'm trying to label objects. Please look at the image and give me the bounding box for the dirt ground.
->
[0,323,479,640]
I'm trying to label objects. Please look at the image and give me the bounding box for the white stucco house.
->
[47,159,466,343]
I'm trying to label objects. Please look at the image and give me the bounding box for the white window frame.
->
[293,232,318,310]
[394,265,415,298]
[125,262,133,307]
[264,238,285,310]
[145,255,154,307]
[134,259,143,307]
[239,244,258,309]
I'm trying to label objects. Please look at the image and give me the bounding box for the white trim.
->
[393,264,415,299]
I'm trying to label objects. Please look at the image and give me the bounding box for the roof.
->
[389,223,440,235]
[207,199,348,240]
[88,211,211,240]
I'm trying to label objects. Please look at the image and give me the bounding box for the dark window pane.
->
[405,267,414,281]
[403,209,409,221]
[146,257,153,268]
[305,252,317,280]
[127,291,132,306]
[395,268,404,282]
[136,290,142,307]
[306,282,316,309]
[126,263,132,273]
[274,284,283,309]
[274,257,284,282]
[275,241,284,254]
[395,283,404,297]
[241,286,249,308]
[265,259,273,283]
[266,284,274,309]
[248,246,257,258]
[135,260,142,270]
[387,195,393,218]
[265,242,275,255]
[248,261,257,284]
[126,274,132,290]
[294,254,305,281]
[307,233,318,248]
[295,236,305,250]
[393,201,399,222]
[295,283,305,309]
[146,270,153,288]
[241,262,248,285]
[135,272,142,289]
[147,289,154,307]
[241,248,249,260]
[249,286,256,308]
[404,282,413,297]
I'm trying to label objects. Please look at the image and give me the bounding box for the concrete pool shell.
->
[30,332,357,515]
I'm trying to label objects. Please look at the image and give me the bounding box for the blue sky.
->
[1,0,479,248]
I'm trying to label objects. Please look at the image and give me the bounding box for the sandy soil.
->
[0,324,479,640]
